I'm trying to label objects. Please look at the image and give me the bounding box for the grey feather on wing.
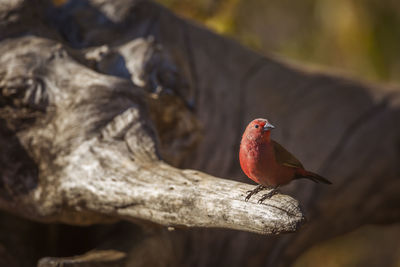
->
[272,140,304,169]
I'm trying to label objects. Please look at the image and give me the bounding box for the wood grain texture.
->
[0,35,303,235]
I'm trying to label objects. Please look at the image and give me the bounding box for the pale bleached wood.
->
[0,36,304,235]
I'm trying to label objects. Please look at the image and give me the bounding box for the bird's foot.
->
[257,187,280,204]
[245,185,266,202]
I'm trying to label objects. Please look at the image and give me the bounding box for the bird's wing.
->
[272,140,304,169]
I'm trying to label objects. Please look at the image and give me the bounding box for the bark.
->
[0,0,399,266]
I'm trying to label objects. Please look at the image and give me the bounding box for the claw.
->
[244,184,266,202]
[245,191,255,202]
[257,188,279,204]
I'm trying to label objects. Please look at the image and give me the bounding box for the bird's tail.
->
[296,170,332,184]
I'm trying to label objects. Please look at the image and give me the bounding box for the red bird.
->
[239,118,331,203]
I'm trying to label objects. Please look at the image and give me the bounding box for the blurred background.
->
[157,0,400,84]
[154,0,400,266]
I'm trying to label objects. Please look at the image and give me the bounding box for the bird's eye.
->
[254,125,259,128]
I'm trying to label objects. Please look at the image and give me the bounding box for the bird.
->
[239,118,331,203]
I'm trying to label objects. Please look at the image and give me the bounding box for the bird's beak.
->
[263,122,275,131]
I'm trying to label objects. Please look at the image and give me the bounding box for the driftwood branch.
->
[38,250,127,267]
[63,131,303,234]
[0,35,303,235]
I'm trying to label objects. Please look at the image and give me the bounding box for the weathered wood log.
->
[0,35,303,234]
[0,0,399,266]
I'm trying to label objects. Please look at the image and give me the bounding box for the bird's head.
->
[245,118,275,140]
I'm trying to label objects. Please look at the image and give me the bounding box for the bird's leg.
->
[257,186,280,204]
[245,185,266,202]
